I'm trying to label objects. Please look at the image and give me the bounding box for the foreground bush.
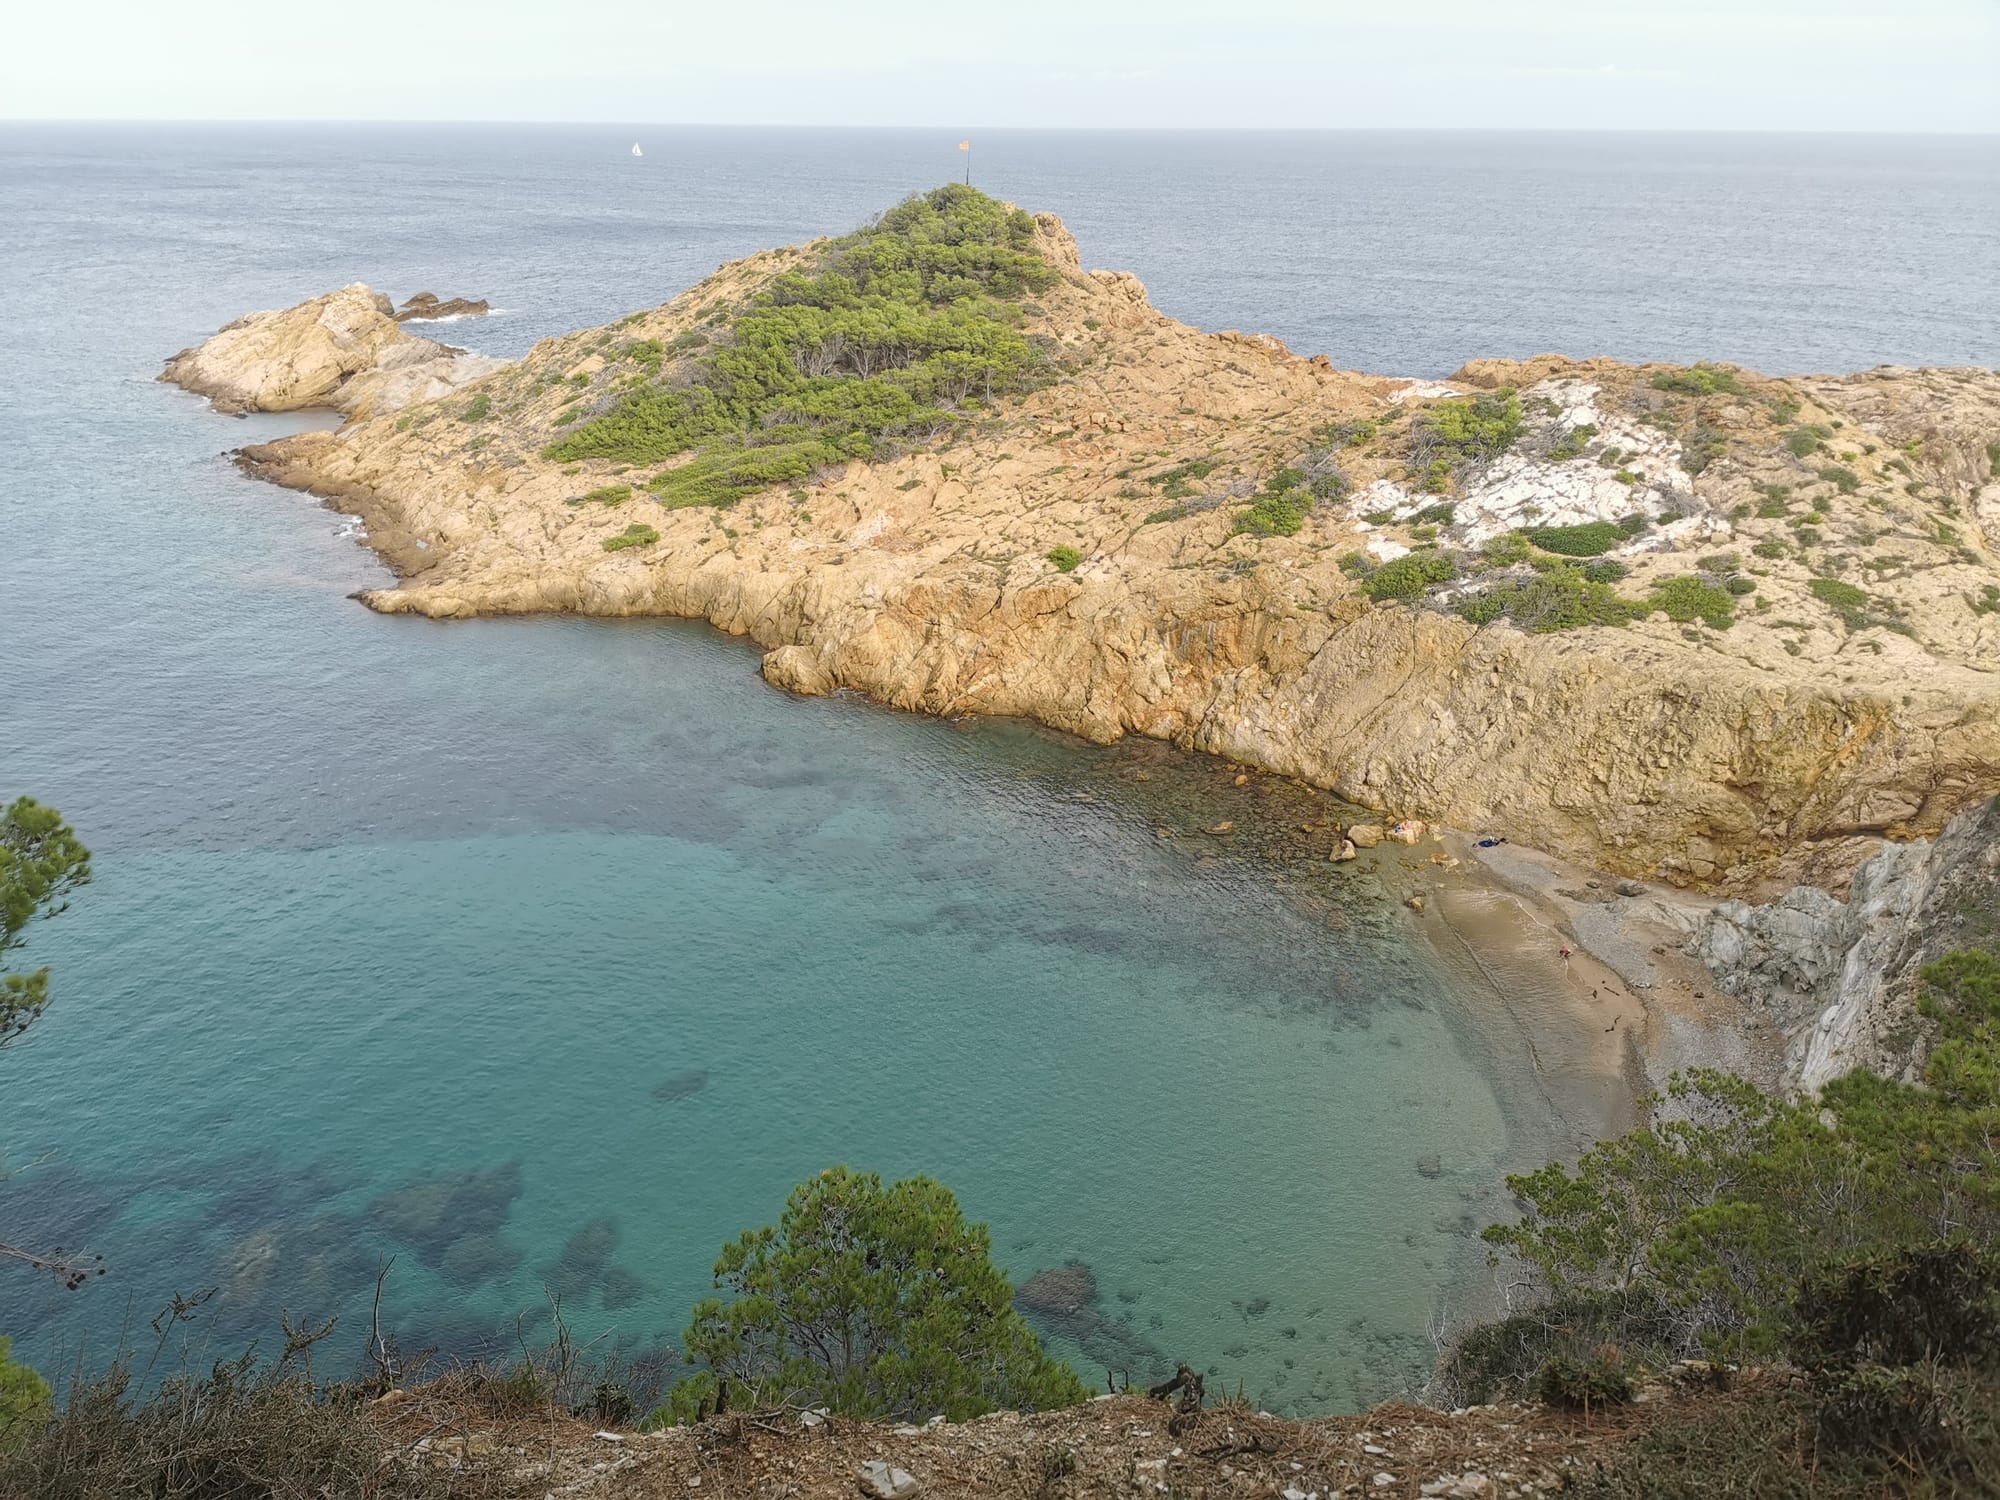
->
[1456,949,1999,1377]
[0,1338,50,1456]
[1455,950,2000,1490]
[662,1167,1087,1424]
[0,1355,484,1500]
[1573,1366,2000,1498]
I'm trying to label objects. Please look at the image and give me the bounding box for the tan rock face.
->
[184,214,2000,894]
[162,283,503,417]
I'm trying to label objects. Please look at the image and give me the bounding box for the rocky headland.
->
[162,189,2000,1090]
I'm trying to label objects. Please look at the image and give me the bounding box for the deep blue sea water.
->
[2,125,1995,1412]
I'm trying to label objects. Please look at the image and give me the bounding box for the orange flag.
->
[959,141,970,150]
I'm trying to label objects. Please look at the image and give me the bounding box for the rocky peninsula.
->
[162,188,2000,1082]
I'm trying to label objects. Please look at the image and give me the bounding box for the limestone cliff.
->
[163,201,2000,894]
[1695,796,1998,1088]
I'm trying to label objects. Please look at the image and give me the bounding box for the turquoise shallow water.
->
[6,124,1989,1413]
[6,620,1513,1411]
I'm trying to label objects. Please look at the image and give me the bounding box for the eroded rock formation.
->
[161,283,504,418]
[1696,796,1999,1087]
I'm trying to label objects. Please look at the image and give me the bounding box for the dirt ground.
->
[383,1381,1745,1500]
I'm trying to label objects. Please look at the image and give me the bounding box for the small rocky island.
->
[393,291,490,321]
[162,186,2000,914]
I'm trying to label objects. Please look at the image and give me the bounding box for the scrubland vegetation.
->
[546,186,1057,510]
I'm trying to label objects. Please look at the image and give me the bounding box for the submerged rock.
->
[368,1160,523,1270]
[601,1265,648,1311]
[1016,1262,1169,1380]
[651,1067,709,1103]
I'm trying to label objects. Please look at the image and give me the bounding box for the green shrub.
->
[1522,521,1625,557]
[1819,465,1862,494]
[583,484,631,506]
[647,438,850,510]
[1792,1243,2000,1373]
[1650,364,1743,397]
[1725,576,1757,596]
[546,185,1054,486]
[1471,949,2000,1381]
[1233,489,1308,537]
[1582,559,1629,584]
[1532,1353,1634,1411]
[1753,539,1789,559]
[1141,506,1188,526]
[1786,425,1830,458]
[1480,532,1535,567]
[1410,390,1522,490]
[1367,552,1456,602]
[0,1339,50,1455]
[461,392,491,422]
[1151,459,1215,500]
[1045,545,1082,572]
[1547,424,1596,462]
[1810,577,1871,618]
[1682,425,1729,476]
[482,1364,548,1415]
[660,1167,1087,1424]
[1336,551,1375,579]
[603,523,660,552]
[1323,418,1377,447]
[1650,575,1736,629]
[1456,563,1643,633]
[623,339,665,373]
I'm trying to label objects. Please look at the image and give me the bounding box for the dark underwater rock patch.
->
[650,1068,709,1103]
[366,1160,523,1271]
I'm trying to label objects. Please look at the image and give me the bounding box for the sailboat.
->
[631,142,643,158]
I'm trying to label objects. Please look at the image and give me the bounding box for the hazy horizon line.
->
[5,119,1997,138]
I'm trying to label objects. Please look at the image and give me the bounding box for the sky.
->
[6,0,1997,131]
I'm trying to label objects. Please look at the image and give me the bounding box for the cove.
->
[5,589,1561,1412]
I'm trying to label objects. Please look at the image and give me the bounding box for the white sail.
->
[631,142,643,157]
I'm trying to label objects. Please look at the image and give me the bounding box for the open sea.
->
[2,125,1996,1412]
